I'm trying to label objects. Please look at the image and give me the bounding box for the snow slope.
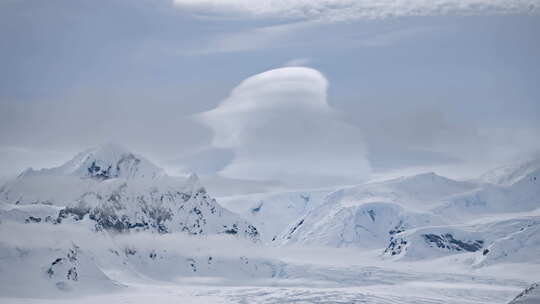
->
[0,220,279,298]
[219,189,330,242]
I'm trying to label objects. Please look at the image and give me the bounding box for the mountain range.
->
[0,143,538,303]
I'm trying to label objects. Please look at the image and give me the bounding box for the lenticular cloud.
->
[197,67,370,186]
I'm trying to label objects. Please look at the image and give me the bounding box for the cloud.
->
[357,26,438,47]
[192,21,312,54]
[192,18,440,55]
[174,0,539,21]
[196,67,370,187]
[283,57,312,67]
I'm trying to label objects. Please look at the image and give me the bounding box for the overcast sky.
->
[1,0,539,188]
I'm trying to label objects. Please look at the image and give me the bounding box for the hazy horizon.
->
[1,0,539,189]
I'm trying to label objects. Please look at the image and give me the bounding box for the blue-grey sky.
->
[1,0,539,187]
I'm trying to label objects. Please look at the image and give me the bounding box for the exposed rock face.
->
[384,236,408,256]
[81,151,160,180]
[47,245,80,283]
[509,283,540,304]
[57,178,259,240]
[421,233,483,252]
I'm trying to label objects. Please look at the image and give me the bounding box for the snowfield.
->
[1,144,539,303]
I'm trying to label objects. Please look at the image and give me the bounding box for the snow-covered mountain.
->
[480,157,540,186]
[0,143,164,206]
[0,144,270,296]
[217,162,540,266]
[25,142,164,180]
[0,143,259,239]
[1,150,539,302]
[273,172,475,247]
[435,168,540,221]
[262,159,540,266]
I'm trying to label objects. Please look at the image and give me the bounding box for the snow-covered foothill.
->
[276,172,468,248]
[219,189,330,242]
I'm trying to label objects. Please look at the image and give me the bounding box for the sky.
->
[0,0,539,189]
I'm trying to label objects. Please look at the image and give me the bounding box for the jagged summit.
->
[21,143,165,181]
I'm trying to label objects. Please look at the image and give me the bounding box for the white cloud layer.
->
[197,67,370,186]
[174,0,539,21]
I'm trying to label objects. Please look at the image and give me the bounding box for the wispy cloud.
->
[174,0,539,21]
[191,20,442,54]
[357,25,441,47]
[198,21,308,53]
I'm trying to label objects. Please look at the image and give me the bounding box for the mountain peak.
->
[392,171,452,185]
[67,143,165,180]
[20,143,165,181]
